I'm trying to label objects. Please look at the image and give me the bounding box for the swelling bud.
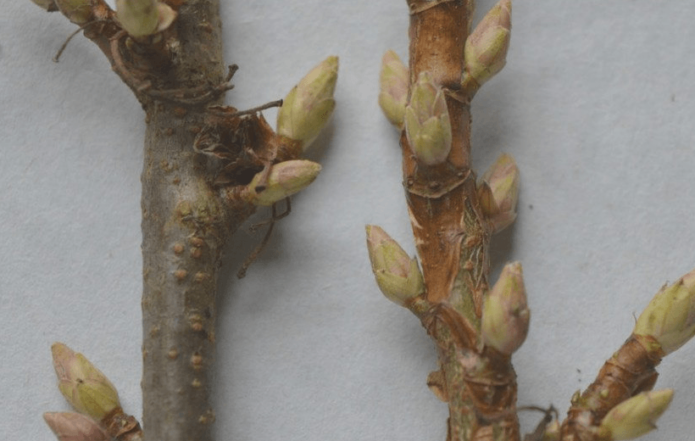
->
[378,50,409,128]
[31,0,58,11]
[43,412,109,441]
[277,56,338,150]
[478,153,519,233]
[366,225,424,307]
[462,0,511,94]
[404,72,452,166]
[51,343,121,421]
[54,0,93,24]
[597,389,673,440]
[481,262,529,354]
[633,268,695,355]
[246,160,321,206]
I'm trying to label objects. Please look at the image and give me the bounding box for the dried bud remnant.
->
[51,343,121,421]
[404,72,452,166]
[378,50,409,128]
[463,0,512,94]
[597,389,673,440]
[366,225,424,306]
[481,262,529,354]
[633,268,695,355]
[277,56,339,150]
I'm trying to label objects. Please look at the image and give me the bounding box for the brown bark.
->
[403,1,519,440]
[559,335,663,441]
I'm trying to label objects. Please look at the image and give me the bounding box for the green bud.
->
[633,268,695,355]
[597,389,673,440]
[277,56,338,150]
[481,262,529,354]
[51,343,121,421]
[463,0,511,93]
[246,160,321,207]
[366,225,424,306]
[404,72,452,166]
[31,0,59,12]
[116,0,176,38]
[55,0,93,24]
[378,50,409,128]
[43,412,109,441]
[478,153,519,233]
[542,420,561,441]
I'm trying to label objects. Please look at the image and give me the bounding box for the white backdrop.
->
[2,1,695,440]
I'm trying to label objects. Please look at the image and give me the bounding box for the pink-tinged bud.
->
[378,50,409,128]
[116,0,176,38]
[51,343,121,420]
[633,268,695,355]
[404,72,452,166]
[245,160,321,206]
[31,0,58,11]
[366,225,424,306]
[481,262,530,354]
[463,0,511,94]
[277,56,338,150]
[478,153,519,233]
[597,389,673,440]
[43,412,109,441]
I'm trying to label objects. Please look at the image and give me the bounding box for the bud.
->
[51,343,121,420]
[597,389,673,440]
[378,50,409,128]
[31,0,58,11]
[404,72,452,166]
[478,153,519,233]
[366,225,424,306]
[462,0,511,93]
[43,412,109,441]
[116,0,176,38]
[633,268,695,355]
[542,420,561,441]
[481,262,529,354]
[277,56,338,150]
[246,160,321,206]
[55,0,93,24]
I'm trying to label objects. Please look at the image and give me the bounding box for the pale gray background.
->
[2,1,695,440]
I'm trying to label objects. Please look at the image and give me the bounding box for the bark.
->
[402,1,519,440]
[35,1,299,440]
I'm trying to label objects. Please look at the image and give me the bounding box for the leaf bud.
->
[43,412,109,441]
[31,0,58,11]
[246,160,321,207]
[54,0,93,24]
[51,343,121,421]
[633,268,695,355]
[366,225,424,306]
[378,50,409,128]
[481,262,529,354]
[462,0,511,94]
[277,56,338,150]
[597,389,673,440]
[478,153,519,233]
[404,72,452,166]
[116,0,176,38]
